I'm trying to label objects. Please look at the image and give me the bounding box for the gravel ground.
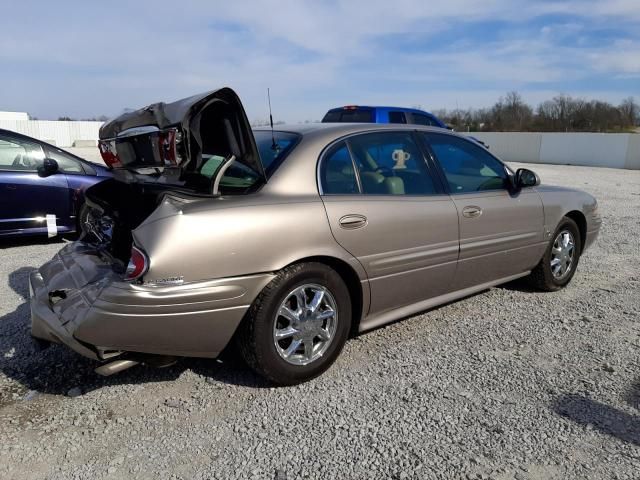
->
[0,162,639,480]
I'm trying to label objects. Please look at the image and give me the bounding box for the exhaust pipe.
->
[95,359,139,376]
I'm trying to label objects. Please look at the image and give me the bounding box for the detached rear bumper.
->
[30,270,100,359]
[30,243,274,360]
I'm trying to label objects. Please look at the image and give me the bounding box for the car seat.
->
[325,159,358,194]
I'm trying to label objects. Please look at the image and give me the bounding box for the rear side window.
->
[349,132,437,195]
[320,142,358,194]
[423,133,508,193]
[388,112,407,124]
[320,133,440,196]
[410,113,440,127]
[322,111,341,122]
[322,109,374,123]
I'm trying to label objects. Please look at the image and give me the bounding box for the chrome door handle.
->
[339,214,367,229]
[462,206,482,218]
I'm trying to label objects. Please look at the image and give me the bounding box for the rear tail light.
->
[98,139,122,168]
[159,129,177,165]
[98,128,179,169]
[124,246,149,281]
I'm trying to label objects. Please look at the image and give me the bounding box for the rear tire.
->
[77,203,91,236]
[528,217,581,291]
[236,262,351,386]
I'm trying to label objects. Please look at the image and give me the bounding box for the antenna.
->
[268,88,277,150]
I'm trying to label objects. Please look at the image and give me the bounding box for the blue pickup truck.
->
[322,105,447,127]
[322,105,487,148]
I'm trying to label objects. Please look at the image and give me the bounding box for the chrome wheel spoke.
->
[278,306,299,324]
[274,326,297,340]
[303,339,314,360]
[308,289,325,312]
[315,309,335,321]
[283,339,302,358]
[317,328,331,341]
[294,289,307,312]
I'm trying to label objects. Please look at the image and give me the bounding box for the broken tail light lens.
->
[124,246,149,281]
[98,128,180,169]
[98,139,122,168]
[159,129,177,166]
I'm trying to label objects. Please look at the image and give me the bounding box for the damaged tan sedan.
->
[30,88,601,385]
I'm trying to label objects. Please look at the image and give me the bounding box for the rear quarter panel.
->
[133,193,366,284]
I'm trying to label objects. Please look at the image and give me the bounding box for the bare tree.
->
[619,97,639,128]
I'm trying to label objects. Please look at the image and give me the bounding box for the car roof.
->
[325,106,437,115]
[254,122,455,138]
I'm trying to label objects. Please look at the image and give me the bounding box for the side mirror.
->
[514,168,540,189]
[37,158,59,178]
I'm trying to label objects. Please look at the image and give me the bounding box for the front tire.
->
[237,262,352,385]
[528,217,581,291]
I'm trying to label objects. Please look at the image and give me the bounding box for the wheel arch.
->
[287,255,366,336]
[564,210,586,252]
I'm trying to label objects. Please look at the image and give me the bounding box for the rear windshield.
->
[322,109,374,123]
[254,130,300,175]
[194,130,300,194]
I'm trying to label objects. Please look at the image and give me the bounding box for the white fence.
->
[467,132,640,170]
[0,120,103,148]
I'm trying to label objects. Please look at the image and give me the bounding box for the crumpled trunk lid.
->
[98,87,265,183]
[86,87,263,261]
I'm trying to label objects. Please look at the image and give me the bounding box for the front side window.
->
[0,135,45,172]
[45,148,85,174]
[347,132,437,195]
[423,133,508,193]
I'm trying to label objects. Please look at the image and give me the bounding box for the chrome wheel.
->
[550,230,575,280]
[273,284,338,366]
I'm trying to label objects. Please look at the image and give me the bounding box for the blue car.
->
[322,105,448,127]
[0,129,111,238]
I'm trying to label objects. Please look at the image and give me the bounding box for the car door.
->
[0,133,70,236]
[319,130,459,319]
[421,132,545,290]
